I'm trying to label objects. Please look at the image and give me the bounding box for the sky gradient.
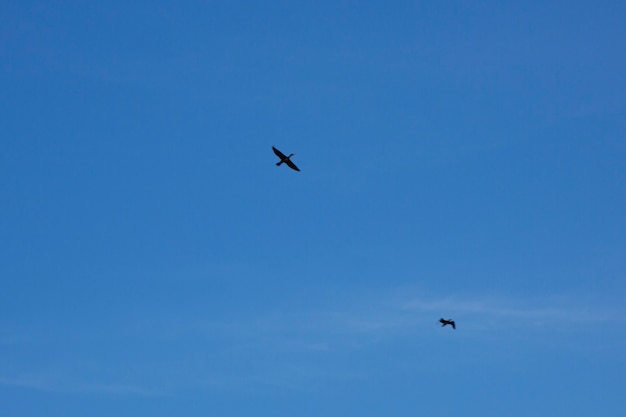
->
[1,1,625,416]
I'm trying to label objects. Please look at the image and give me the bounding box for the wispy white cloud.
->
[168,288,623,356]
[0,374,165,396]
[0,375,47,391]
[5,289,619,396]
[154,290,624,391]
[0,336,19,346]
[288,291,619,339]
[0,333,30,345]
[200,364,365,393]
[401,293,617,325]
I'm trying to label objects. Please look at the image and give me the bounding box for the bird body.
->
[439,318,456,329]
[272,146,300,171]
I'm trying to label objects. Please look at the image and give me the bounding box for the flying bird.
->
[272,146,300,172]
[439,318,456,329]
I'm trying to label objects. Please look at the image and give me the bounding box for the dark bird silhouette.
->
[439,318,456,329]
[272,146,300,172]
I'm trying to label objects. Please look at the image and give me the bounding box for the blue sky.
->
[1,1,625,416]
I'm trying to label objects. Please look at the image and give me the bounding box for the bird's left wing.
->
[272,146,287,159]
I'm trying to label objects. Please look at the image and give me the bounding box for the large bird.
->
[272,146,300,172]
[439,318,456,329]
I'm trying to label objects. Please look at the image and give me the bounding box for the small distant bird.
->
[272,146,300,172]
[439,318,456,329]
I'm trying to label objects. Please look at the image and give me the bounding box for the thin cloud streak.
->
[4,291,617,396]
[200,364,365,394]
[176,289,622,349]
[303,291,621,336]
[0,374,165,397]
[161,291,625,391]
[402,294,621,325]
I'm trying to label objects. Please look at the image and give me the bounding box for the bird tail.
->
[276,161,282,166]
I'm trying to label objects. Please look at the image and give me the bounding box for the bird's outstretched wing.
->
[451,321,456,329]
[285,159,300,171]
[272,146,287,159]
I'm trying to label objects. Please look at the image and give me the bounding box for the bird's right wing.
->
[285,159,300,171]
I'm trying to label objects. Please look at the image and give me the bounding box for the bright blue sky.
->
[1,1,625,416]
